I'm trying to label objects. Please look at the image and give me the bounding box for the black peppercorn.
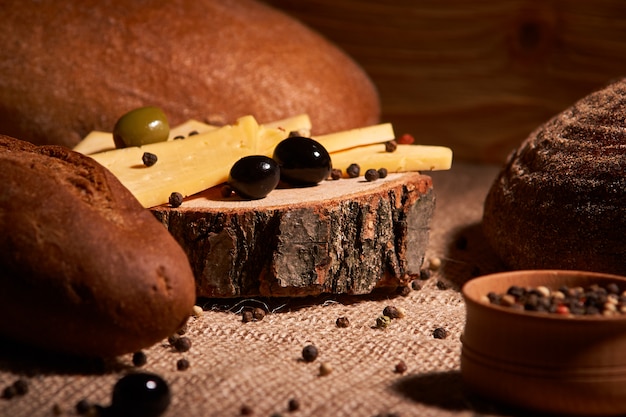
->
[75,399,93,415]
[173,135,185,140]
[142,152,158,167]
[173,336,192,352]
[377,168,388,178]
[330,168,342,180]
[132,351,147,367]
[240,404,254,415]
[433,327,448,339]
[394,360,408,374]
[385,140,398,152]
[176,358,190,371]
[288,398,300,412]
[12,379,28,396]
[301,344,319,362]
[346,163,360,178]
[364,168,379,181]
[188,130,199,136]
[168,192,183,208]
[242,310,254,323]
[336,316,350,328]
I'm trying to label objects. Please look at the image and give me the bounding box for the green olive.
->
[113,106,170,148]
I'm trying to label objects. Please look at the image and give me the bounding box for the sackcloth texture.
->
[0,161,522,417]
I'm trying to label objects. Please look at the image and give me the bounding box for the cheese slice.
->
[313,123,395,153]
[330,143,453,174]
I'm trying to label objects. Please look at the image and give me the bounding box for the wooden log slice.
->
[151,172,434,298]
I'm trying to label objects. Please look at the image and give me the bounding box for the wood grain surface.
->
[263,0,626,162]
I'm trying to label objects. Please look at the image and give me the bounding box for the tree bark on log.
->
[151,172,434,298]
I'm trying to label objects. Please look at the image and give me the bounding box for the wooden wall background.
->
[263,0,626,163]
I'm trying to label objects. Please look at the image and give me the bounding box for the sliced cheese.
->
[90,116,263,208]
[313,123,395,153]
[330,143,453,174]
[73,131,116,155]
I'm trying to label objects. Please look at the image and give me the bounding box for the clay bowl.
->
[461,270,626,416]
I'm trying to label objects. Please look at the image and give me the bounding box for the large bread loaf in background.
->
[483,79,626,276]
[0,0,379,148]
[0,135,196,357]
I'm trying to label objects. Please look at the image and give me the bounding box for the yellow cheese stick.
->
[330,143,453,174]
[313,123,395,154]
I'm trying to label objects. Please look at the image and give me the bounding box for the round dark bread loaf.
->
[483,78,626,275]
[0,135,196,357]
[0,0,379,148]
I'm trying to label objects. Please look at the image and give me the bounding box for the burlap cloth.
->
[0,161,520,417]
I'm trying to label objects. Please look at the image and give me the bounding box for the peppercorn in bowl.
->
[461,269,626,416]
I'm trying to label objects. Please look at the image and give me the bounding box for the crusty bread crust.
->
[0,0,380,148]
[0,135,196,357]
[483,79,626,275]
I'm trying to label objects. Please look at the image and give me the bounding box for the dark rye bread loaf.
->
[0,135,196,357]
[0,0,380,148]
[483,78,626,276]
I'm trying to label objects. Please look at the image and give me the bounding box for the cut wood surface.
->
[151,172,434,298]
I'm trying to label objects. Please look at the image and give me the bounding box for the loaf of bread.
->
[0,0,380,148]
[483,78,626,276]
[0,135,196,357]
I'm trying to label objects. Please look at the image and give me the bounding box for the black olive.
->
[228,155,280,199]
[109,372,170,417]
[272,136,332,186]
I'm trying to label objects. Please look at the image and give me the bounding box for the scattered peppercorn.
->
[335,316,350,328]
[188,130,199,136]
[346,163,360,178]
[383,305,405,319]
[436,280,450,290]
[240,404,254,415]
[364,168,379,182]
[419,269,431,281]
[191,305,203,317]
[173,336,192,352]
[252,307,266,321]
[377,168,388,178]
[433,327,448,339]
[394,360,408,374]
[397,133,415,144]
[375,315,392,329]
[288,398,300,412]
[168,192,183,208]
[142,152,158,167]
[329,168,343,180]
[241,310,254,323]
[319,362,332,376]
[132,351,147,367]
[428,257,442,271]
[167,334,180,346]
[176,358,190,371]
[301,344,319,362]
[173,135,185,140]
[410,280,422,291]
[385,140,398,152]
